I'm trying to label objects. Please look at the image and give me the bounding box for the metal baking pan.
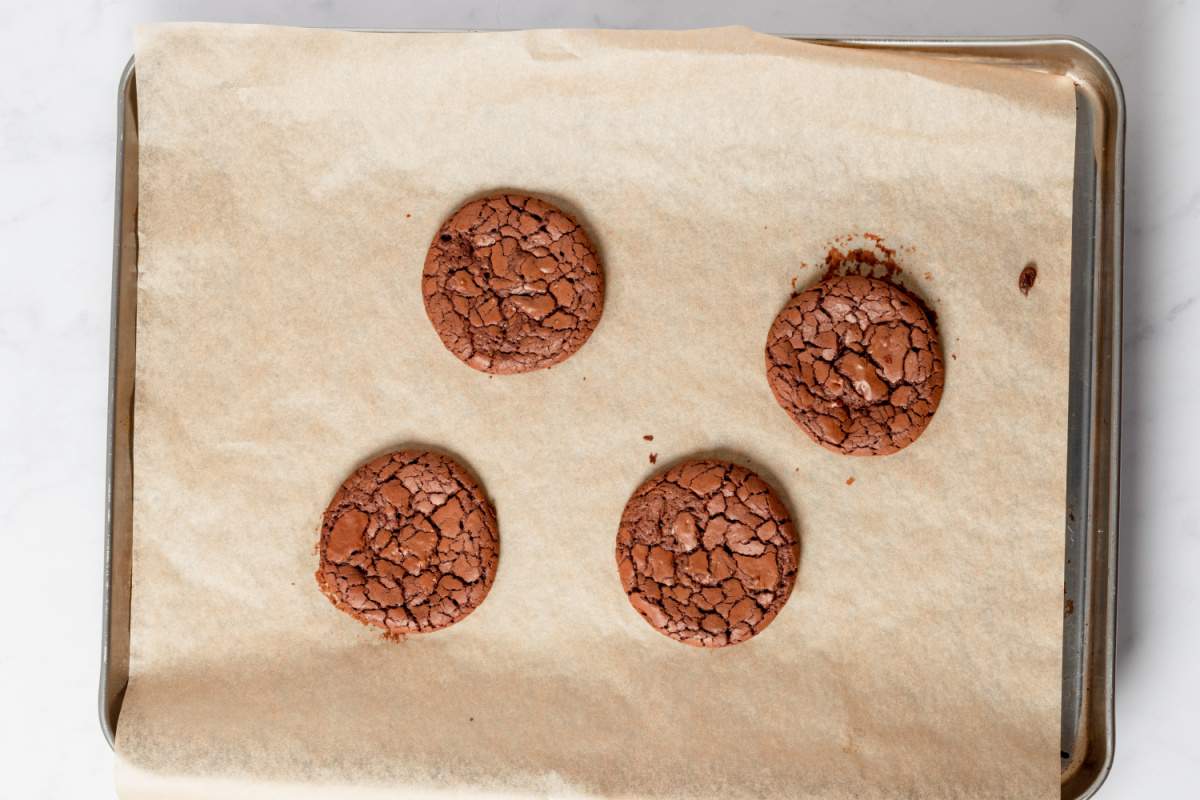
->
[101,33,1123,799]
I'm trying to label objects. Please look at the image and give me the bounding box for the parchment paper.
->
[118,24,1076,800]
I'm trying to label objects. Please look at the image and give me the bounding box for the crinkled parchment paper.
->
[117,23,1075,800]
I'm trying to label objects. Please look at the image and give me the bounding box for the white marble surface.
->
[1,1,1196,797]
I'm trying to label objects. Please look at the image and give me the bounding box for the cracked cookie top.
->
[766,275,944,456]
[315,451,499,637]
[616,460,800,648]
[422,193,604,374]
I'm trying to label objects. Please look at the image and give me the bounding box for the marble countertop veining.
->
[1,1,1196,797]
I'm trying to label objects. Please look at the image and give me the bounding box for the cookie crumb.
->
[643,434,654,441]
[405,213,411,218]
[648,453,658,464]
[846,477,855,486]
[1019,262,1038,295]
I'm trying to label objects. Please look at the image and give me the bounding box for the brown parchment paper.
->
[117,23,1075,800]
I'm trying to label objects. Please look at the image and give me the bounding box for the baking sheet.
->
[117,24,1076,799]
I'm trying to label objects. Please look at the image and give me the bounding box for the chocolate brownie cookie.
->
[766,275,944,456]
[422,194,604,374]
[616,460,800,647]
[315,451,499,636]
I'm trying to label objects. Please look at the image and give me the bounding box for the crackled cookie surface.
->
[315,451,499,636]
[616,460,800,647]
[422,193,604,374]
[766,275,944,456]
